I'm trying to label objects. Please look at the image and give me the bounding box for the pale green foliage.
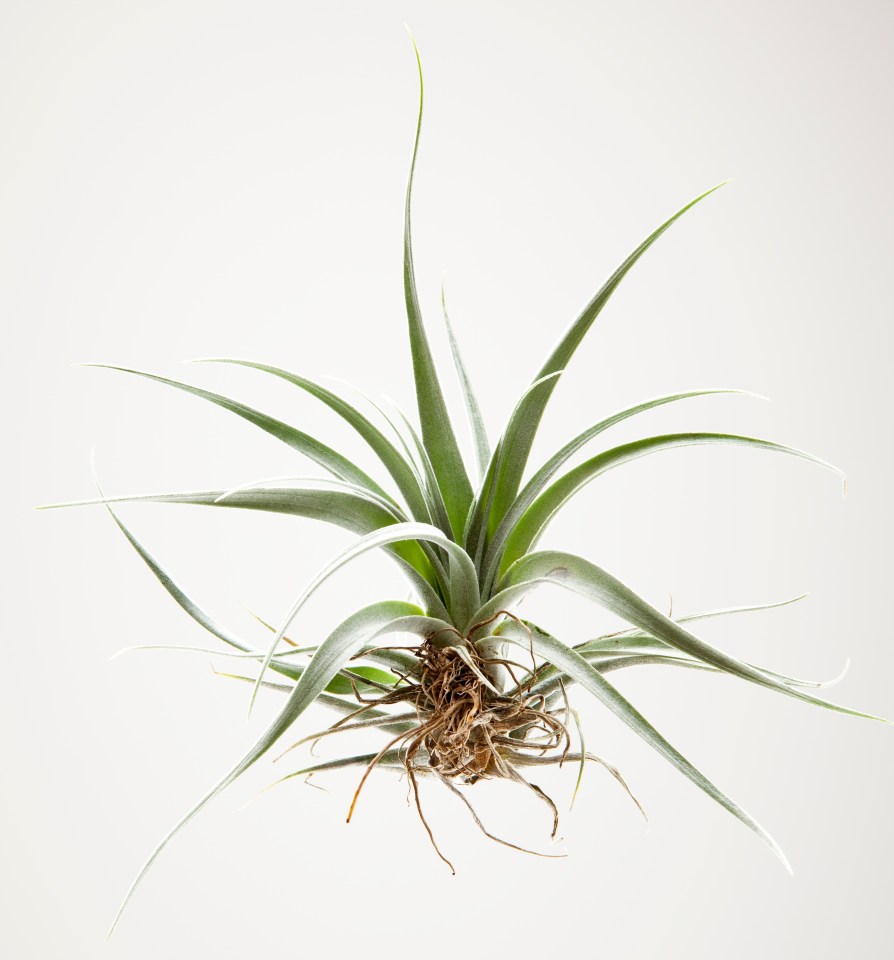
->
[43,36,885,934]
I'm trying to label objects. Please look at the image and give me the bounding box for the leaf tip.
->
[763,827,793,875]
[404,25,423,89]
[742,389,771,403]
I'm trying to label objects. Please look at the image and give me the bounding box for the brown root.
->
[266,614,635,869]
[336,624,589,867]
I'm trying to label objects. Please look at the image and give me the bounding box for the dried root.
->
[286,618,639,868]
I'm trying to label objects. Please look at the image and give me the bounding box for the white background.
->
[2,1,892,956]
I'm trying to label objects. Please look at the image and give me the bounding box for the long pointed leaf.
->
[44,484,442,602]
[98,500,310,681]
[498,432,845,580]
[463,372,563,569]
[496,620,791,868]
[95,471,431,701]
[277,749,411,779]
[579,594,809,649]
[215,672,411,731]
[482,389,755,587]
[194,358,432,522]
[383,397,453,536]
[97,494,439,682]
[489,551,887,722]
[108,600,423,936]
[85,364,391,500]
[441,278,490,479]
[250,522,478,711]
[485,182,728,537]
[402,34,473,537]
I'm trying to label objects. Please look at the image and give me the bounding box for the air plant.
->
[45,37,886,933]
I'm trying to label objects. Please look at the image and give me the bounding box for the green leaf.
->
[441,277,490,480]
[214,671,413,732]
[382,397,453,536]
[276,711,421,761]
[110,643,318,662]
[218,661,402,697]
[529,652,717,700]
[496,619,791,869]
[491,551,888,722]
[250,522,478,712]
[194,358,432,523]
[124,481,404,537]
[498,432,845,580]
[463,372,563,570]
[402,34,473,538]
[484,183,728,537]
[357,394,434,525]
[120,640,426,689]
[322,665,402,696]
[108,600,423,936]
[213,670,296,696]
[579,594,809,648]
[513,596,843,699]
[45,483,447,614]
[275,749,411,780]
[481,388,755,588]
[591,648,849,691]
[95,486,431,683]
[96,498,309,683]
[84,364,392,500]
[94,464,423,727]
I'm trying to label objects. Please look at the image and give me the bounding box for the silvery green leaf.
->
[492,551,887,722]
[402,34,473,537]
[497,619,790,869]
[109,600,423,936]
[483,183,728,537]
[497,433,844,579]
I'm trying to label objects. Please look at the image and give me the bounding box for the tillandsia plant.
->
[45,37,887,933]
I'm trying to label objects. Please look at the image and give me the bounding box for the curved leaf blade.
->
[383,397,453,536]
[492,551,887,722]
[96,499,314,681]
[498,432,845,579]
[108,600,423,937]
[402,34,473,537]
[250,522,478,713]
[194,358,432,523]
[497,620,791,869]
[482,388,756,587]
[441,278,490,479]
[463,372,563,569]
[579,594,810,649]
[485,182,728,537]
[84,364,391,500]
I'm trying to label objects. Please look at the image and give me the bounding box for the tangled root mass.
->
[311,617,642,868]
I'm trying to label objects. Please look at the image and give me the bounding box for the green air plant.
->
[45,38,886,933]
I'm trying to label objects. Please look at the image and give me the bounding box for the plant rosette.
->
[42,33,888,935]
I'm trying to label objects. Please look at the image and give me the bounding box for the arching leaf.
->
[194,358,432,523]
[498,433,844,580]
[402,33,473,537]
[482,183,728,538]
